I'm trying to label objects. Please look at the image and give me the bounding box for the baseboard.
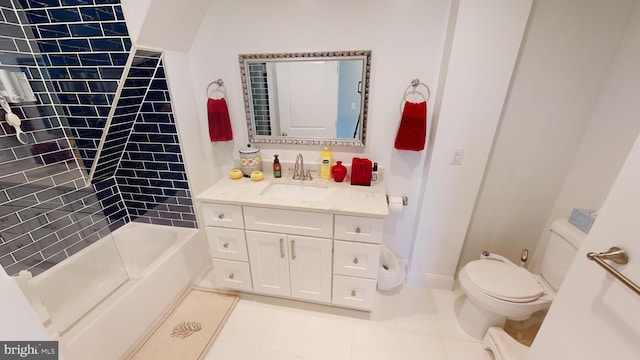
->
[406,271,455,290]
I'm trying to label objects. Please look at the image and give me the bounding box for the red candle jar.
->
[331,161,347,182]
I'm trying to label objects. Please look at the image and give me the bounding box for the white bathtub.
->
[31,222,207,360]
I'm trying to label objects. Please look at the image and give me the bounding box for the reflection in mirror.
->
[239,50,371,146]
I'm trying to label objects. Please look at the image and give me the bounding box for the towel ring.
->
[403,79,431,103]
[206,79,227,100]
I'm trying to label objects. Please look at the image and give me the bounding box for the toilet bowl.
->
[456,219,586,341]
[457,259,554,339]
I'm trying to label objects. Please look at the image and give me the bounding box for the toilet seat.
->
[465,260,544,303]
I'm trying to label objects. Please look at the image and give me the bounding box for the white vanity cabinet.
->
[202,203,253,291]
[199,178,388,312]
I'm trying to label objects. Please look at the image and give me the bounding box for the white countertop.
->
[197,174,389,218]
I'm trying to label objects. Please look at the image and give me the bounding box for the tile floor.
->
[202,285,493,360]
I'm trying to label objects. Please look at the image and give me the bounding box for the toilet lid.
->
[466,260,544,303]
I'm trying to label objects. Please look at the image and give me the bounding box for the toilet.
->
[456,219,586,353]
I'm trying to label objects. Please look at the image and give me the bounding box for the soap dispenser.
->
[273,154,281,178]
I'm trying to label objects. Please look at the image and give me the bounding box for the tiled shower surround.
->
[0,0,196,276]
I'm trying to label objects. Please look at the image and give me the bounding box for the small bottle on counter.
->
[371,162,378,182]
[320,147,332,179]
[273,154,281,178]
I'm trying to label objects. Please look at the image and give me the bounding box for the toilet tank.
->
[540,219,587,291]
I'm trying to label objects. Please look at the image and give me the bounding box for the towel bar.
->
[587,247,640,296]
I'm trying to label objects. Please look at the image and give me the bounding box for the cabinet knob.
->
[351,290,357,297]
[355,227,361,234]
[218,213,225,219]
[353,257,359,264]
[228,273,235,279]
[223,242,229,248]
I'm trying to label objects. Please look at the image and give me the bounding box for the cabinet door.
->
[288,235,333,303]
[246,231,290,297]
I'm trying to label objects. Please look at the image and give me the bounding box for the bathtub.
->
[29,222,207,360]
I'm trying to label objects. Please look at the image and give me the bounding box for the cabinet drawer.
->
[212,259,253,291]
[334,241,380,279]
[334,215,383,244]
[244,207,333,238]
[206,227,248,261]
[332,275,377,311]
[201,203,244,229]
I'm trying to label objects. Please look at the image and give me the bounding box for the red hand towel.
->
[394,101,427,151]
[207,98,233,142]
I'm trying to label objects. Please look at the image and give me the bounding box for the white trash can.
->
[377,246,406,291]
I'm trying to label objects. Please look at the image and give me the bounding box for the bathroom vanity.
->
[198,174,388,311]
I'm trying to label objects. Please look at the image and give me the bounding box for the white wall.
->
[528,135,640,359]
[407,0,533,288]
[187,0,451,260]
[459,0,638,271]
[0,270,53,344]
[529,0,640,273]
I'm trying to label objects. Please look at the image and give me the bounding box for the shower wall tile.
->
[21,0,130,173]
[1,0,196,277]
[115,59,195,228]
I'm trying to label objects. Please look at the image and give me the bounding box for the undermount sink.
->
[261,182,328,202]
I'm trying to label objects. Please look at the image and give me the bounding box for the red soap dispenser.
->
[331,161,347,182]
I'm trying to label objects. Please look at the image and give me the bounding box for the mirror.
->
[239,50,371,147]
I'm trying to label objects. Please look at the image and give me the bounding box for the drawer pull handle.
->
[353,257,359,264]
[351,290,357,297]
[223,242,229,248]
[218,213,225,219]
[355,227,361,234]
[228,273,235,279]
[291,240,296,260]
[279,238,285,258]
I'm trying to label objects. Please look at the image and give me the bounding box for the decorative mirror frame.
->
[239,50,371,147]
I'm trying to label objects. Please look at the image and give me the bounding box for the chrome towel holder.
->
[401,78,431,112]
[206,79,227,100]
[404,79,430,102]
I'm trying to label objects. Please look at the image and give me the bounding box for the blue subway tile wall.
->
[0,0,121,276]
[18,0,131,174]
[1,0,196,276]
[91,49,161,181]
[115,58,195,228]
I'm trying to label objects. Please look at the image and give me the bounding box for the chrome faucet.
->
[293,153,312,180]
